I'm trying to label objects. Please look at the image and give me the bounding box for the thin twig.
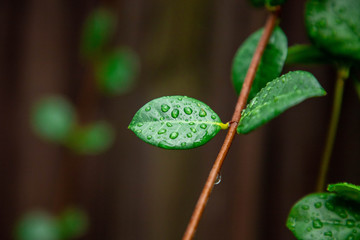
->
[182,9,280,240]
[315,65,349,192]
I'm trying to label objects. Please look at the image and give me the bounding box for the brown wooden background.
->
[1,0,360,239]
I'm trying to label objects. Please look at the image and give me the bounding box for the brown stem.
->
[182,9,280,240]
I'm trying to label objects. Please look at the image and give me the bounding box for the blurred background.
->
[1,0,360,239]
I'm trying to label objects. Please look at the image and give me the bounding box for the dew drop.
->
[171,109,179,118]
[145,106,151,112]
[301,205,310,210]
[214,173,221,185]
[184,107,193,115]
[324,231,333,237]
[166,122,173,127]
[136,129,142,133]
[160,117,165,121]
[346,219,356,228]
[158,129,166,135]
[147,135,152,140]
[189,122,195,125]
[200,124,207,129]
[319,194,327,199]
[190,127,197,133]
[211,115,216,120]
[306,227,312,232]
[312,219,323,229]
[325,201,335,210]
[137,123,144,127]
[170,132,179,139]
[347,235,355,240]
[177,97,183,101]
[199,109,207,117]
[149,127,153,130]
[181,142,186,147]
[314,202,322,208]
[187,133,192,138]
[161,104,170,112]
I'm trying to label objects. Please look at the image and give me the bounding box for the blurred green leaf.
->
[58,208,88,239]
[328,182,360,203]
[68,121,115,155]
[305,0,360,62]
[81,7,116,60]
[129,96,227,150]
[238,71,326,134]
[248,0,286,8]
[266,0,286,7]
[287,193,360,240]
[232,26,287,101]
[16,211,59,240]
[32,96,76,143]
[96,48,139,95]
[286,44,331,65]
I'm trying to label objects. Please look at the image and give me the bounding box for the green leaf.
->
[328,183,360,203]
[287,193,360,240]
[81,8,116,59]
[58,208,88,239]
[305,0,360,62]
[286,44,331,65]
[232,27,287,100]
[32,96,76,143]
[96,48,139,95]
[16,211,59,240]
[129,96,228,150]
[238,71,326,134]
[68,121,115,155]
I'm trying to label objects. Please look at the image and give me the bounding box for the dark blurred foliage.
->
[1,0,360,239]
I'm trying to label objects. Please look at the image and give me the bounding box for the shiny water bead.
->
[171,109,179,118]
[199,109,207,117]
[161,104,170,112]
[169,132,179,139]
[184,107,193,115]
[200,123,207,129]
[158,129,166,134]
[145,106,151,112]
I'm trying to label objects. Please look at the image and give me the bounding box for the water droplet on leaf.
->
[171,109,179,118]
[184,107,193,115]
[158,129,166,135]
[190,127,197,133]
[161,104,170,112]
[200,124,207,129]
[170,132,179,139]
[312,219,323,229]
[166,122,173,127]
[199,109,207,117]
[145,106,151,112]
[187,133,192,138]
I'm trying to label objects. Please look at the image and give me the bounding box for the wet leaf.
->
[237,71,326,134]
[32,96,76,142]
[81,8,116,59]
[232,26,287,101]
[129,96,227,150]
[328,183,360,203]
[16,211,59,240]
[68,121,114,155]
[286,44,331,65]
[287,193,360,240]
[305,0,360,62]
[96,48,139,95]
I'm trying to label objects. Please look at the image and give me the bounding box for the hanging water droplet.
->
[158,129,166,134]
[184,107,193,115]
[171,109,179,118]
[312,219,323,229]
[137,123,144,127]
[166,122,173,127]
[145,106,151,112]
[200,124,207,129]
[190,127,197,133]
[147,135,152,140]
[161,104,170,112]
[170,132,179,139]
[214,173,221,185]
[199,109,207,117]
[187,133,192,138]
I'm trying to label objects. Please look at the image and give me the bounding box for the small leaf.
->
[32,96,76,143]
[328,183,360,203]
[58,208,88,239]
[68,121,115,155]
[287,193,360,240]
[129,96,227,150]
[232,27,287,100]
[95,48,139,95]
[16,211,59,240]
[305,0,360,62]
[81,7,116,59]
[238,71,326,134]
[286,44,331,65]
